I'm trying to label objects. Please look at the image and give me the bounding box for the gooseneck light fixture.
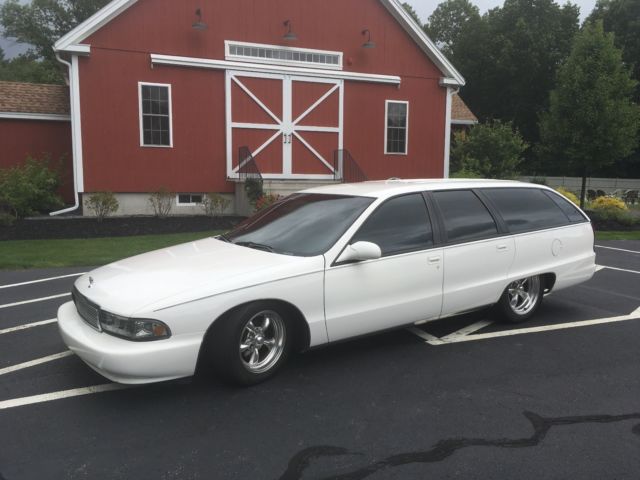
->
[362,29,376,49]
[192,8,208,31]
[283,20,297,41]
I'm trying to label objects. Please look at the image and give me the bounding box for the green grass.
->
[0,231,222,269]
[595,230,640,241]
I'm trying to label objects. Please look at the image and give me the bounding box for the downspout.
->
[443,86,459,179]
[50,52,80,215]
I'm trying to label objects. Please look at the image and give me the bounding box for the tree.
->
[0,0,109,83]
[0,53,61,83]
[539,21,640,207]
[402,3,424,27]
[450,120,528,179]
[425,0,481,55]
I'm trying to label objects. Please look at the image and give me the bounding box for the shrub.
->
[255,193,281,211]
[589,196,628,211]
[555,187,579,205]
[0,156,63,218]
[530,177,548,186]
[148,188,173,217]
[85,192,119,220]
[201,193,231,217]
[244,177,264,205]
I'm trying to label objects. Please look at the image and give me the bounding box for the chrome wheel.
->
[506,276,541,316]
[239,310,286,374]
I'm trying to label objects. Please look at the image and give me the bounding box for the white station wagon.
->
[58,179,596,385]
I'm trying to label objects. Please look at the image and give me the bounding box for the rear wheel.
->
[208,301,291,386]
[496,275,543,323]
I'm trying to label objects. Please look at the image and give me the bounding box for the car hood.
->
[74,237,320,316]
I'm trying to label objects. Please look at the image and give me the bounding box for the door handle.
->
[427,256,441,264]
[283,133,292,144]
[496,244,509,251]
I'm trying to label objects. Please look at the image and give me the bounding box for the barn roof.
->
[0,81,70,117]
[54,0,465,86]
[451,95,478,125]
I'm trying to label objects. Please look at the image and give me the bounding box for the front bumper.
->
[57,301,203,384]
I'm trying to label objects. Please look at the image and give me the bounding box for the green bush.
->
[201,193,231,217]
[85,192,119,221]
[148,188,173,217]
[0,156,63,218]
[244,177,264,205]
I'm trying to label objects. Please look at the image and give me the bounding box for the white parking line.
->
[407,327,445,345]
[0,384,130,410]
[0,272,85,290]
[599,265,640,275]
[595,245,640,254]
[0,319,57,335]
[440,320,493,341]
[0,293,70,310]
[0,351,73,376]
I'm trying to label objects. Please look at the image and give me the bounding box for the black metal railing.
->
[333,149,367,183]
[238,146,262,181]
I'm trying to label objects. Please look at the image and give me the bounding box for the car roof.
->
[302,179,541,199]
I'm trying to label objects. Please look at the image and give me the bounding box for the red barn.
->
[53,0,465,215]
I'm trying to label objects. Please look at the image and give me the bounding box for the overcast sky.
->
[405,0,596,23]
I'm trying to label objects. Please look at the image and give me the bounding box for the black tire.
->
[495,275,543,323]
[207,301,292,386]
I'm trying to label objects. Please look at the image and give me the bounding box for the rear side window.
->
[351,193,433,256]
[543,190,588,223]
[483,188,570,233]
[433,190,498,243]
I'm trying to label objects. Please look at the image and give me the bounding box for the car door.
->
[324,193,443,342]
[430,189,515,317]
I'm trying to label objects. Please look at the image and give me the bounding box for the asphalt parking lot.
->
[1,241,639,479]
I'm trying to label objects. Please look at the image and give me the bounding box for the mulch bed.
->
[0,215,245,241]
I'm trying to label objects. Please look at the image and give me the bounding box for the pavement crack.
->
[277,411,640,480]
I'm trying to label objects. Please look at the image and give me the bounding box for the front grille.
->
[72,287,101,331]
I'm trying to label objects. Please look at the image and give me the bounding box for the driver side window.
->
[351,193,433,257]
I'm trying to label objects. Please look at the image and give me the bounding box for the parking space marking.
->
[595,245,640,254]
[599,265,640,275]
[0,351,73,376]
[440,320,494,341]
[412,306,640,346]
[407,327,445,345]
[0,319,57,335]
[0,293,70,310]
[0,383,130,411]
[0,272,85,290]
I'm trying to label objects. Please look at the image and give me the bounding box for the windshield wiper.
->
[234,241,274,252]
[216,234,231,243]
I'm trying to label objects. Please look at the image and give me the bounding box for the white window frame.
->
[384,100,409,156]
[138,82,173,148]
[225,40,343,71]
[176,193,204,206]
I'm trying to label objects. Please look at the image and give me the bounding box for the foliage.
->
[529,177,548,185]
[0,155,63,218]
[244,177,264,205]
[589,196,628,211]
[425,0,480,55]
[148,188,173,217]
[85,191,119,220]
[555,187,579,205]
[0,52,60,83]
[450,121,527,179]
[449,168,483,179]
[0,212,16,226]
[201,193,231,217]
[539,21,640,205]
[0,0,109,83]
[401,3,424,27]
[254,193,281,212]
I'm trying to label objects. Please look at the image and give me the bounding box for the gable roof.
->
[54,0,465,86]
[451,95,478,125]
[0,81,70,116]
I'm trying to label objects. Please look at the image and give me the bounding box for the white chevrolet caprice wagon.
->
[58,179,596,385]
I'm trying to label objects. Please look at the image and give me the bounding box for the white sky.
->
[404,0,596,22]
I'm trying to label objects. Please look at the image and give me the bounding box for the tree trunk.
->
[579,170,588,209]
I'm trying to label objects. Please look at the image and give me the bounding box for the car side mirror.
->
[337,241,382,263]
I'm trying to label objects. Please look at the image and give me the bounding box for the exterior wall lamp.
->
[283,20,297,41]
[362,29,376,49]
[192,8,208,31]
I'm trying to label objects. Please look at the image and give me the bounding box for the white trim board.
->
[137,82,174,148]
[384,100,409,156]
[0,112,71,122]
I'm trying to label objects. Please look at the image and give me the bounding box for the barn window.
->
[139,83,172,147]
[226,41,342,70]
[177,194,203,206]
[385,101,409,155]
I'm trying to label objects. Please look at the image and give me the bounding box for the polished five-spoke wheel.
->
[497,275,543,323]
[239,310,286,374]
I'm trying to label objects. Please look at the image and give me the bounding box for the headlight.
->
[99,311,171,341]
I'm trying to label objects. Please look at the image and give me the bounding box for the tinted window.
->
[351,194,432,256]
[543,190,588,223]
[434,190,498,243]
[227,194,373,256]
[483,188,569,233]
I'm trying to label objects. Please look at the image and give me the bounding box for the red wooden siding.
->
[0,119,74,202]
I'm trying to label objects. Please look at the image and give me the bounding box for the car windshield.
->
[225,193,374,256]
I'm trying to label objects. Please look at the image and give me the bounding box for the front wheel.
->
[208,302,291,386]
[496,275,543,323]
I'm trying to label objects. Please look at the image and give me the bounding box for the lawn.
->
[594,230,640,241]
[0,231,222,269]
